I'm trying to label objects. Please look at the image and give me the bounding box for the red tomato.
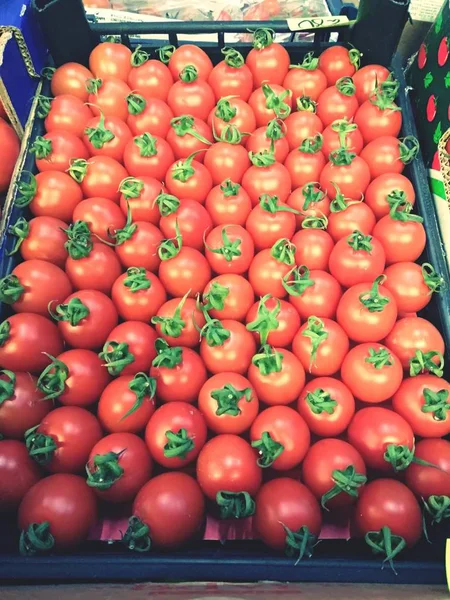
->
[205,225,254,275]
[69,156,128,203]
[202,274,254,321]
[83,114,132,162]
[246,295,301,348]
[128,56,173,102]
[0,371,51,439]
[111,268,167,322]
[298,377,355,437]
[341,343,403,403]
[152,295,205,348]
[246,29,290,87]
[250,406,310,470]
[322,118,364,157]
[284,267,342,320]
[336,277,398,342]
[318,46,360,86]
[287,183,330,229]
[25,406,102,473]
[72,197,126,239]
[114,221,164,272]
[101,321,158,377]
[247,121,290,163]
[65,241,122,294]
[18,474,97,552]
[119,176,163,224]
[166,115,213,162]
[320,152,371,201]
[51,63,93,102]
[43,94,93,138]
[242,151,292,205]
[372,204,426,265]
[18,171,83,222]
[31,131,89,173]
[328,231,386,288]
[361,136,418,179]
[87,78,131,121]
[208,47,253,101]
[98,373,156,434]
[316,77,359,127]
[0,313,63,374]
[200,318,256,375]
[303,439,366,510]
[364,173,416,219]
[165,156,213,203]
[384,317,445,370]
[159,244,211,297]
[126,95,173,138]
[205,181,252,226]
[208,97,257,140]
[327,197,376,242]
[204,139,250,186]
[383,262,442,313]
[284,139,326,190]
[86,433,152,503]
[292,317,349,376]
[0,440,41,512]
[353,64,391,104]
[405,439,450,500]
[392,375,450,438]
[165,44,213,81]
[248,240,296,298]
[355,100,402,144]
[123,133,174,181]
[348,407,415,472]
[249,84,293,127]
[284,110,324,151]
[291,228,334,271]
[246,196,296,251]
[128,472,205,550]
[158,196,212,251]
[168,67,215,122]
[145,403,207,469]
[89,42,132,81]
[283,54,327,102]
[8,215,68,268]
[254,478,322,558]
[197,434,262,517]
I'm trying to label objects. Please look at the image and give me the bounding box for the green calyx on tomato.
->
[386,189,408,209]
[164,428,195,459]
[282,266,315,297]
[122,516,151,552]
[0,320,11,346]
[111,206,138,246]
[7,217,30,255]
[100,341,135,376]
[49,297,90,327]
[290,51,319,71]
[37,353,68,400]
[221,46,245,68]
[383,444,439,472]
[19,522,55,557]
[369,87,401,112]
[171,151,204,182]
[86,450,125,490]
[220,179,240,197]
[123,267,152,292]
[152,338,183,369]
[271,238,296,265]
[246,294,280,345]
[0,274,24,305]
[329,147,356,167]
[215,97,237,122]
[198,307,231,347]
[252,27,275,50]
[358,276,390,313]
[126,93,147,116]
[348,48,361,68]
[130,44,149,67]
[329,183,353,213]
[301,183,326,211]
[335,76,356,97]
[302,214,329,229]
[409,350,444,378]
[364,526,406,573]
[252,344,283,375]
[170,115,212,145]
[205,226,242,262]
[211,383,252,416]
[179,64,199,83]
[63,220,94,259]
[68,158,89,184]
[365,347,393,369]
[347,230,373,253]
[134,132,159,158]
[41,66,55,80]
[121,372,156,421]
[306,388,337,415]
[262,84,292,120]
[0,369,15,405]
[331,118,358,148]
[158,222,183,260]
[283,524,318,564]
[30,136,52,160]
[252,431,284,468]
[299,134,323,154]
[85,78,103,95]
[158,44,175,64]
[249,149,276,167]
[155,192,181,217]
[266,118,286,141]
[119,176,144,199]
[398,136,420,164]
[321,465,367,510]
[203,281,229,311]
[388,197,423,223]
[214,124,246,145]
[36,95,53,119]
[216,490,256,519]
[15,172,38,208]
[421,387,450,421]
[85,112,115,149]
[421,263,445,295]
[151,292,188,338]
[424,495,450,525]
[296,96,317,112]
[302,316,329,369]
[24,424,57,465]
[259,194,299,215]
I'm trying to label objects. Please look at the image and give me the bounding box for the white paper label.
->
[409,0,443,22]
[287,15,350,32]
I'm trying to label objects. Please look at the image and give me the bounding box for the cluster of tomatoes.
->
[0,107,20,210]
[0,30,449,568]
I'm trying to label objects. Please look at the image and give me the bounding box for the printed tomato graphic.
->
[418,43,427,69]
[431,151,440,171]
[438,37,449,67]
[427,95,437,121]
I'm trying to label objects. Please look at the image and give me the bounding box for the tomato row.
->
[0,34,449,570]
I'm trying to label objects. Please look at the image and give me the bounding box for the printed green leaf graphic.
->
[445,72,450,88]
[435,11,443,34]
[424,72,433,88]
[433,121,443,145]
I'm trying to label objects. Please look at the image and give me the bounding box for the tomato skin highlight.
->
[246,297,301,348]
[45,95,93,138]
[248,348,305,406]
[328,235,386,289]
[383,262,437,313]
[25,171,82,222]
[128,60,174,102]
[320,155,371,201]
[151,347,208,404]
[365,173,416,220]
[405,439,450,499]
[15,216,69,268]
[355,103,402,145]
[242,161,292,206]
[104,321,158,377]
[65,243,122,295]
[246,41,290,87]
[205,183,252,227]
[153,297,205,348]
[111,269,167,322]
[291,229,334,271]
[167,45,213,82]
[159,247,211,297]
[203,274,254,321]
[200,320,256,375]
[51,63,93,102]
[205,225,254,275]
[318,46,358,86]
[73,197,126,239]
[384,317,445,369]
[353,64,390,104]
[115,222,164,273]
[0,440,42,512]
[89,42,132,82]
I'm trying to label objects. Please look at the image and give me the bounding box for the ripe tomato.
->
[31,131,89,173]
[287,183,330,229]
[341,343,403,403]
[329,231,386,288]
[152,295,205,348]
[247,346,304,406]
[205,180,252,226]
[327,197,376,242]
[208,97,257,140]
[164,44,213,81]
[87,78,131,121]
[316,77,359,127]
[254,478,322,559]
[89,42,132,81]
[145,403,207,469]
[114,220,164,272]
[0,313,63,374]
[321,118,364,157]
[98,372,156,434]
[383,262,442,313]
[8,215,68,268]
[166,115,213,162]
[318,46,360,85]
[283,53,327,102]
[111,268,167,322]
[128,55,173,102]
[246,29,290,87]
[353,64,391,104]
[208,47,253,101]
[65,241,122,294]
[83,114,132,162]
[364,173,416,219]
[0,371,51,439]
[25,406,102,473]
[68,156,128,203]
[205,225,254,275]
[51,62,93,101]
[250,406,310,470]
[165,155,213,203]
[242,151,292,206]
[284,110,324,151]
[126,94,173,138]
[101,321,158,377]
[355,99,402,144]
[86,433,152,503]
[249,240,295,298]
[159,244,211,297]
[320,151,371,201]
[127,472,205,550]
[291,228,334,271]
[72,197,126,239]
[292,317,349,376]
[384,317,445,369]
[392,375,450,438]
[348,407,415,472]
[297,377,355,437]
[168,67,215,122]
[354,479,422,567]
[123,133,174,181]
[119,176,163,224]
[50,289,118,350]
[43,94,93,138]
[247,120,290,163]
[372,206,426,265]
[248,84,293,127]
[0,440,41,512]
[17,171,83,222]
[303,439,366,510]
[203,274,254,321]
[0,259,72,317]
[246,295,301,348]
[151,341,207,404]
[200,318,256,375]
[197,434,262,517]
[246,195,296,251]
[18,474,97,552]
[361,136,419,179]
[284,138,326,190]
[405,438,450,499]
[336,277,398,342]
[284,267,342,320]
[204,138,250,186]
